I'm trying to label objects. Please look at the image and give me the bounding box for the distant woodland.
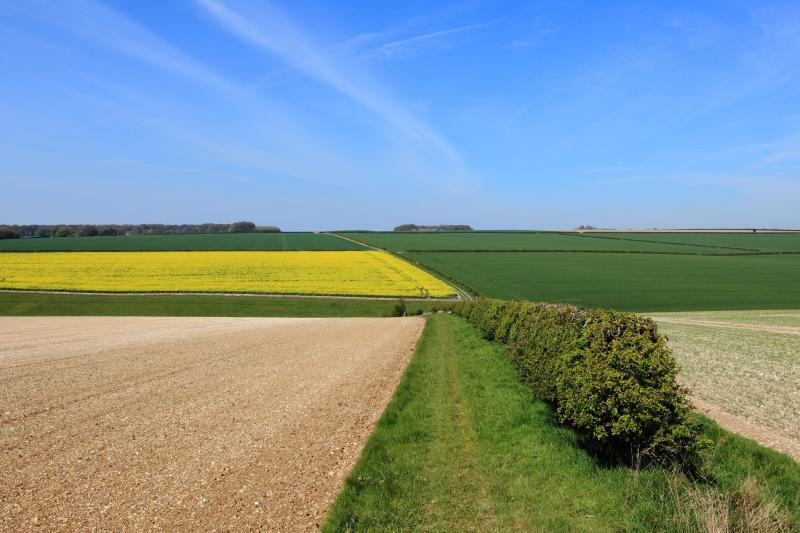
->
[0,222,279,239]
[393,224,473,232]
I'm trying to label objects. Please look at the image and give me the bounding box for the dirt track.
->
[0,316,424,531]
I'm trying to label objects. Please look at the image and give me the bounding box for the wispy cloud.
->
[11,0,376,185]
[18,0,237,94]
[193,0,463,164]
[751,133,800,169]
[361,20,502,59]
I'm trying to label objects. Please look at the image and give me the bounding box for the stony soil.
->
[0,316,424,531]
[653,311,800,462]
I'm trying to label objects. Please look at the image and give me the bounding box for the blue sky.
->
[2,0,799,230]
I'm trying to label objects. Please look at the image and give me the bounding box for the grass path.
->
[326,315,656,531]
[324,314,800,531]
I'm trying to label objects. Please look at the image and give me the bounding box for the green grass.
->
[404,252,800,312]
[0,291,440,317]
[0,232,365,251]
[593,232,800,253]
[338,231,729,254]
[323,314,800,531]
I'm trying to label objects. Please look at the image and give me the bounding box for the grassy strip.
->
[324,315,800,531]
[0,291,442,317]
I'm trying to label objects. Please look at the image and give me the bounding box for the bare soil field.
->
[0,316,424,531]
[652,310,800,461]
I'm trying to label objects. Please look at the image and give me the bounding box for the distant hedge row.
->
[5,222,279,238]
[453,299,705,468]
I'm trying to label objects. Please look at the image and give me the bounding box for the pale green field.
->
[654,309,800,328]
[651,310,800,452]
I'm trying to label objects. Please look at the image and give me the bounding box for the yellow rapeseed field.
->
[0,251,455,298]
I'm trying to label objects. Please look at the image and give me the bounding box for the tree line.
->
[0,222,279,239]
[394,224,473,232]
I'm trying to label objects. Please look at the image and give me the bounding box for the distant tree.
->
[16,225,39,237]
[35,227,51,238]
[97,226,119,236]
[54,226,72,237]
[0,227,20,239]
[228,221,256,233]
[394,224,473,232]
[257,226,281,233]
[77,225,99,237]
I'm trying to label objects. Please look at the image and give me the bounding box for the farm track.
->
[326,233,472,300]
[655,317,800,335]
[690,397,800,462]
[0,316,424,531]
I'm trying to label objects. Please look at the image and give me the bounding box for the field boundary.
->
[401,248,800,256]
[325,232,383,251]
[327,233,474,301]
[396,255,477,301]
[691,396,800,461]
[560,231,761,252]
[0,288,460,302]
[0,248,373,253]
[654,316,800,335]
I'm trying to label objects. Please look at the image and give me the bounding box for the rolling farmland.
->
[592,231,800,252]
[405,251,800,311]
[335,232,800,311]
[3,230,799,530]
[0,251,456,298]
[0,232,365,251]
[337,231,733,253]
[7,0,800,528]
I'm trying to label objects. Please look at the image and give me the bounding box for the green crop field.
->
[335,232,800,311]
[0,232,365,251]
[590,232,800,252]
[405,251,800,312]
[338,231,733,253]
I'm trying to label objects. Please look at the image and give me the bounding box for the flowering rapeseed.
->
[0,251,455,298]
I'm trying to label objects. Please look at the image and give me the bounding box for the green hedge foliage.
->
[453,299,705,468]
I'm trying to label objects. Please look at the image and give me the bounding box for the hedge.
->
[453,299,705,468]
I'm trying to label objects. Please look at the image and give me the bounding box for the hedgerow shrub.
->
[454,299,705,468]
